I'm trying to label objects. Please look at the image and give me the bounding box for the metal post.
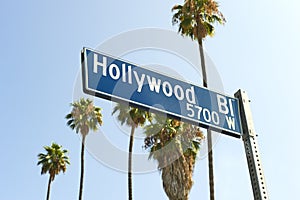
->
[234,89,269,200]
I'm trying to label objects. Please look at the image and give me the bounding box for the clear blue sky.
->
[1,0,300,199]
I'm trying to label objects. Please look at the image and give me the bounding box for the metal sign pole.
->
[235,90,269,200]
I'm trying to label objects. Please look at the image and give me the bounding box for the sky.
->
[1,0,300,199]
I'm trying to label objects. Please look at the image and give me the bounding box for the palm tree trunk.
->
[79,135,86,200]
[207,130,214,200]
[198,39,208,88]
[198,39,215,200]
[162,157,189,200]
[46,175,52,200]
[128,125,136,200]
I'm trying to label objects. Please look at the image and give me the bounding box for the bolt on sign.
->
[81,48,242,137]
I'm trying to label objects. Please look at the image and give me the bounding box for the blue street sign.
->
[81,48,242,137]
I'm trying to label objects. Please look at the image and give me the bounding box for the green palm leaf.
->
[172,0,226,41]
[37,142,70,179]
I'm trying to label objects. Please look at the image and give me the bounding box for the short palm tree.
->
[112,103,152,200]
[172,1,226,199]
[144,115,204,200]
[65,98,103,200]
[37,143,70,200]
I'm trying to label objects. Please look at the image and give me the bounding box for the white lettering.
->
[229,99,234,116]
[203,108,211,122]
[146,76,161,93]
[109,64,120,80]
[226,116,236,130]
[217,94,229,115]
[186,103,195,117]
[212,111,220,125]
[122,64,126,82]
[186,103,220,126]
[194,105,203,119]
[174,85,184,100]
[93,54,107,75]
[133,71,145,92]
[186,86,196,104]
[128,65,132,84]
[162,81,172,97]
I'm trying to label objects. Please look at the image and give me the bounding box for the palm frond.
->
[172,0,226,40]
[66,119,74,126]
[172,4,183,11]
[37,143,70,180]
[66,98,103,136]
[65,113,72,119]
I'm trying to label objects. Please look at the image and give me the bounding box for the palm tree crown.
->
[66,98,103,137]
[172,0,226,40]
[112,103,152,128]
[37,142,70,181]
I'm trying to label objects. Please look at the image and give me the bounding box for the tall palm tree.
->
[65,98,103,200]
[172,1,226,199]
[144,115,204,200]
[112,103,152,200]
[37,143,70,200]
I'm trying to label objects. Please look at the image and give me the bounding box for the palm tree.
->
[65,98,103,200]
[37,143,70,200]
[172,1,226,199]
[144,115,204,200]
[112,103,152,200]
